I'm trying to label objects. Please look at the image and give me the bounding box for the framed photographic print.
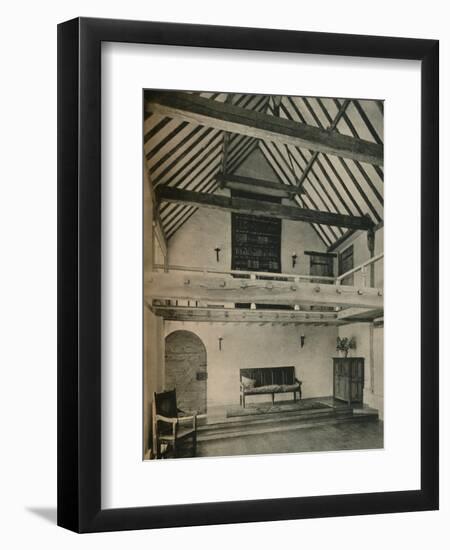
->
[57,17,439,533]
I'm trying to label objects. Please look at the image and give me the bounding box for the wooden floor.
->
[196,419,384,458]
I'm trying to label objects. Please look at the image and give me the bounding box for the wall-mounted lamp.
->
[214,247,221,262]
[300,334,306,348]
[292,252,297,269]
[218,337,223,351]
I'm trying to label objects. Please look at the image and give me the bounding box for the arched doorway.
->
[165,330,207,414]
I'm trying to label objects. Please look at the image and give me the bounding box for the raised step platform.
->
[198,401,378,442]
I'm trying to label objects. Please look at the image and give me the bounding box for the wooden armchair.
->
[151,390,197,459]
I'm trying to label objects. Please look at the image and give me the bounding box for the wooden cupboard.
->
[333,357,364,405]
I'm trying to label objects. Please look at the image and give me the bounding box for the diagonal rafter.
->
[329,98,384,205]
[278,100,354,226]
[263,102,346,241]
[289,97,383,224]
[295,99,351,190]
[145,91,383,165]
[221,93,235,175]
[258,140,334,246]
[145,91,383,245]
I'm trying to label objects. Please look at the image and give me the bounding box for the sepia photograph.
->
[143,90,384,461]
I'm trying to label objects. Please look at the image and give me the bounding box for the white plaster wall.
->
[372,325,384,417]
[143,167,165,455]
[334,226,384,288]
[164,321,337,408]
[163,149,340,409]
[167,148,327,274]
[334,227,384,419]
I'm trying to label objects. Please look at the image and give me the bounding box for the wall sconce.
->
[214,247,221,262]
[292,252,297,269]
[300,334,306,348]
[218,337,223,351]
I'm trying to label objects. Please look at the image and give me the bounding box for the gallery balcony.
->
[145,253,384,325]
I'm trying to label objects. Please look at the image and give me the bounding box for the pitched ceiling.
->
[144,91,383,247]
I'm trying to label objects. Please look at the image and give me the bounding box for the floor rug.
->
[226,400,331,418]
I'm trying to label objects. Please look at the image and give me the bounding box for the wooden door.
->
[165,330,207,414]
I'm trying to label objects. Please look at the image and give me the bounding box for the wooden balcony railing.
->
[153,252,383,288]
[335,252,384,287]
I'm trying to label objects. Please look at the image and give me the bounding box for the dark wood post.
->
[367,226,375,287]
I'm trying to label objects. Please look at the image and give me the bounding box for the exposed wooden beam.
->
[336,252,383,283]
[259,137,342,242]
[146,169,168,266]
[221,93,235,174]
[228,138,260,174]
[145,271,383,309]
[150,303,344,324]
[337,307,383,321]
[153,263,336,283]
[327,228,357,252]
[367,226,376,287]
[145,92,383,166]
[153,213,168,260]
[304,250,337,258]
[294,99,351,190]
[353,100,383,145]
[222,131,231,173]
[272,95,282,117]
[217,173,305,198]
[156,185,374,231]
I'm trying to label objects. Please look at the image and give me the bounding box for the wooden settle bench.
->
[239,366,302,408]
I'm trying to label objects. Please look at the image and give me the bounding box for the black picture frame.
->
[57,17,439,533]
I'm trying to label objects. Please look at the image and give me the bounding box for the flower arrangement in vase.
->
[336,336,356,358]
